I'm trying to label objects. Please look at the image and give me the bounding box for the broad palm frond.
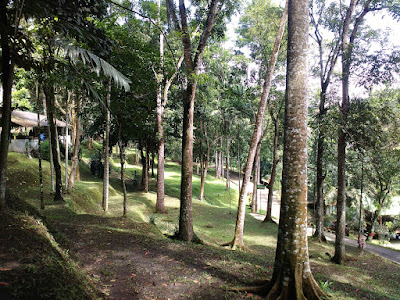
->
[61,43,131,92]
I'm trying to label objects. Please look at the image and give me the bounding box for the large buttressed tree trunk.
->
[0,0,15,210]
[260,1,324,298]
[227,0,288,249]
[43,83,64,202]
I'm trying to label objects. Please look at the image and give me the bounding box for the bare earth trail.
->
[50,208,262,300]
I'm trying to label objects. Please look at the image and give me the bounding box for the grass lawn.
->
[1,151,400,299]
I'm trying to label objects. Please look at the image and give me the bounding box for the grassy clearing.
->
[2,152,400,299]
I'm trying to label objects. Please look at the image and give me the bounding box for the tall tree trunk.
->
[237,134,241,193]
[151,148,155,177]
[165,0,218,242]
[219,149,225,179]
[215,150,219,178]
[156,65,166,211]
[199,141,210,201]
[48,120,55,192]
[228,1,288,249]
[64,92,70,191]
[226,138,230,190]
[0,1,14,210]
[252,142,261,213]
[264,117,280,222]
[260,1,324,297]
[43,83,63,201]
[135,144,139,165]
[333,0,358,265]
[118,128,128,217]
[102,81,111,212]
[140,142,149,193]
[313,116,327,241]
[36,83,44,210]
[178,81,196,241]
[68,97,81,191]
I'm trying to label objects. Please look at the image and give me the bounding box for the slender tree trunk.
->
[167,0,218,242]
[43,83,63,201]
[68,97,81,191]
[0,3,14,209]
[215,151,219,178]
[237,135,241,193]
[199,141,210,201]
[118,128,128,217]
[140,143,149,193]
[65,92,70,191]
[219,149,225,179]
[48,120,55,192]
[151,148,155,177]
[333,0,358,265]
[252,142,261,213]
[313,114,327,241]
[178,81,196,241]
[264,118,279,222]
[226,138,230,190]
[135,144,139,165]
[156,61,166,211]
[228,1,288,249]
[102,81,111,212]
[36,83,44,210]
[260,2,324,297]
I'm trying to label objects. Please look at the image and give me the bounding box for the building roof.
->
[0,109,66,128]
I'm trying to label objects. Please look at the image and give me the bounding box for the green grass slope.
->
[1,151,400,299]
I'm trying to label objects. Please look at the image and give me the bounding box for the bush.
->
[89,150,104,178]
[40,140,51,161]
[126,153,137,165]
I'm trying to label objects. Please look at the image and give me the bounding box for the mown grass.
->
[2,151,400,299]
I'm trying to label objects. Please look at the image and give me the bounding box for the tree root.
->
[220,239,251,251]
[229,280,271,294]
[262,218,277,225]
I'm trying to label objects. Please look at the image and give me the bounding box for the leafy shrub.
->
[126,153,137,165]
[89,150,104,178]
[40,140,51,161]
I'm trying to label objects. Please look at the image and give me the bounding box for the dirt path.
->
[50,209,261,300]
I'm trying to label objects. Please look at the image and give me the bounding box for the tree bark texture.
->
[140,143,149,193]
[119,140,128,217]
[0,1,14,210]
[156,83,166,211]
[333,0,358,264]
[313,118,327,241]
[226,138,230,190]
[36,83,44,210]
[65,94,70,191]
[174,0,218,242]
[230,0,288,249]
[199,139,211,201]
[252,142,261,213]
[68,97,81,191]
[265,118,279,222]
[43,83,63,201]
[102,81,111,212]
[263,1,324,298]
